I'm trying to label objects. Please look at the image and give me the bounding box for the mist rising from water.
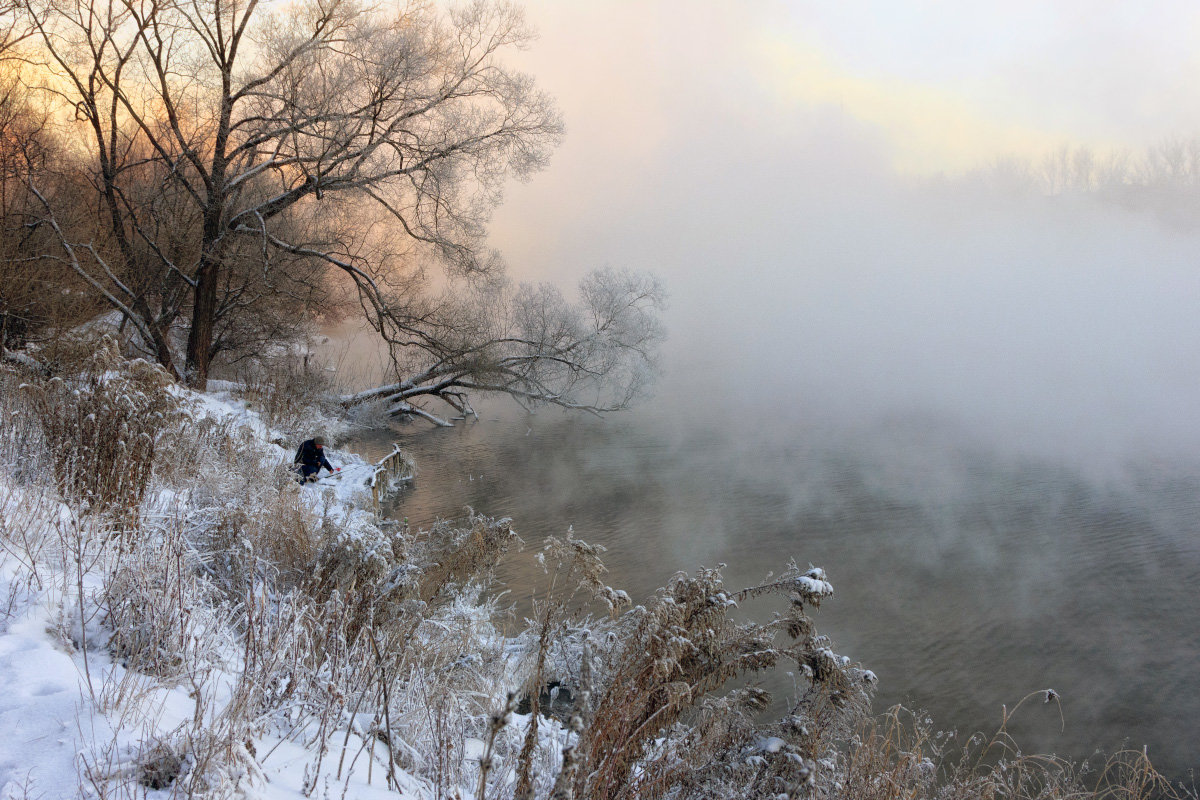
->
[475,1,1200,476]
[493,110,1200,476]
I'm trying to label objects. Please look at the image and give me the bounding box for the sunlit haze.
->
[489,0,1200,468]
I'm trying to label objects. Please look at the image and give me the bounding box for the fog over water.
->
[349,187,1200,775]
[346,0,1200,782]
[352,401,1200,781]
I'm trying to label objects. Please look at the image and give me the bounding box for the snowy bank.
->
[0,346,985,800]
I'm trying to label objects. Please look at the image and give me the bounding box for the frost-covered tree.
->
[343,267,665,425]
[17,0,564,387]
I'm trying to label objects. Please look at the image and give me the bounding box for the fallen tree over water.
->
[342,268,665,426]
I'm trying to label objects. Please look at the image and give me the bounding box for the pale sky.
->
[770,0,1200,163]
[504,0,1200,174]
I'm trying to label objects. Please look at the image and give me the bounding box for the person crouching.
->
[295,434,338,482]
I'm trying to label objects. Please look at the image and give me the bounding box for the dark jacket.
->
[294,439,333,471]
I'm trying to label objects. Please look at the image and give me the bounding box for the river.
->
[348,402,1200,782]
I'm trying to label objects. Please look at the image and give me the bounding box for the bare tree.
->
[972,139,1200,230]
[344,268,666,426]
[20,0,562,386]
[0,56,108,372]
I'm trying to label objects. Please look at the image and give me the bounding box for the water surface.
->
[349,405,1200,781]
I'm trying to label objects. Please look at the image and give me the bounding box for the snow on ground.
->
[186,385,377,509]
[0,551,433,800]
[250,735,428,800]
[0,487,144,800]
[0,571,89,800]
[0,386,437,799]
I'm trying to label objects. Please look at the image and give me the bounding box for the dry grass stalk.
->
[21,335,179,519]
[418,512,519,605]
[232,357,342,442]
[834,702,1194,800]
[560,561,870,800]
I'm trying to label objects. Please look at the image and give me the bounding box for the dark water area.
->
[348,405,1200,782]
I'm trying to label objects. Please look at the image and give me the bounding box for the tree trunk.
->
[187,85,232,391]
[148,322,179,378]
[128,297,179,378]
[185,257,219,389]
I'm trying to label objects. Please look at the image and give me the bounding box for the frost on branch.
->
[343,267,665,424]
[543,560,873,800]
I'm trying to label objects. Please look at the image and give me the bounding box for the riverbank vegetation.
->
[0,338,1192,800]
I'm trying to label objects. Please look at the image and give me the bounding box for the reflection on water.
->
[348,405,1200,781]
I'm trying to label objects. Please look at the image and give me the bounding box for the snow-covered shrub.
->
[263,492,327,578]
[22,335,180,518]
[151,414,239,489]
[0,365,54,487]
[310,510,415,618]
[279,512,523,797]
[545,561,873,800]
[231,356,344,443]
[193,422,294,498]
[33,329,122,379]
[103,507,234,678]
[163,418,319,595]
[498,533,630,798]
[414,512,520,606]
